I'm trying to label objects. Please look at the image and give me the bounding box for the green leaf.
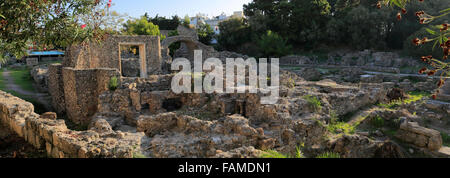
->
[0,14,4,19]
[433,40,439,49]
[391,0,403,8]
[440,8,450,13]
[425,28,436,35]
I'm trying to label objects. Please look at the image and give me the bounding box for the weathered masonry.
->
[48,35,163,125]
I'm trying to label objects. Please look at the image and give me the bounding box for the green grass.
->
[0,68,46,114]
[260,145,305,158]
[326,111,367,135]
[371,116,385,128]
[378,91,430,109]
[303,95,322,113]
[9,68,35,92]
[327,121,357,135]
[132,152,147,158]
[442,133,450,147]
[260,150,289,158]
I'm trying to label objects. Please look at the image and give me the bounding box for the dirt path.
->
[2,69,52,111]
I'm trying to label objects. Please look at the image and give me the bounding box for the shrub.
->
[197,23,215,45]
[303,95,322,113]
[257,30,292,58]
[327,122,356,135]
[123,16,165,40]
[109,76,118,91]
[403,26,445,58]
[260,144,304,158]
[442,133,450,147]
[371,116,385,128]
[168,30,180,57]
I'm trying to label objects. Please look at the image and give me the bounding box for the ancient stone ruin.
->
[1,33,449,158]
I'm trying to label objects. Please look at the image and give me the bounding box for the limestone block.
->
[40,112,57,120]
[130,89,141,111]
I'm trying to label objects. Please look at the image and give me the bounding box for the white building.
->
[190,11,245,35]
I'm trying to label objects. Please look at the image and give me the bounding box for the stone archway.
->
[161,36,214,60]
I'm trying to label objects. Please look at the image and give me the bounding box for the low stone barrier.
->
[0,90,147,158]
[396,121,443,151]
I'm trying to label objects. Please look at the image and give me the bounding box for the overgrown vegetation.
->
[108,76,118,91]
[9,67,35,92]
[303,95,322,113]
[371,116,385,128]
[0,68,48,114]
[0,0,102,62]
[442,132,450,147]
[327,121,357,135]
[326,110,364,135]
[378,91,430,109]
[215,0,449,60]
[123,16,165,40]
[260,145,304,158]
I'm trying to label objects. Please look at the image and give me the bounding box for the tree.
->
[244,0,331,47]
[123,16,165,40]
[197,23,215,45]
[217,18,252,51]
[257,30,292,57]
[168,30,180,57]
[183,15,191,27]
[379,0,449,99]
[148,15,181,30]
[0,0,102,62]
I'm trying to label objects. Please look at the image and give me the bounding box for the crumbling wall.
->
[396,121,443,151]
[62,67,120,125]
[48,64,66,114]
[0,91,146,158]
[63,35,162,75]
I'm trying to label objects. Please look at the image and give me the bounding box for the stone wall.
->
[62,67,120,125]
[63,35,162,75]
[48,64,66,115]
[0,90,148,158]
[280,51,422,74]
[177,25,198,40]
[31,65,49,92]
[396,121,443,151]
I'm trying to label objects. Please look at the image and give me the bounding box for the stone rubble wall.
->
[63,35,162,75]
[30,65,49,92]
[396,121,443,151]
[280,51,422,74]
[48,64,66,115]
[61,67,120,125]
[0,90,147,158]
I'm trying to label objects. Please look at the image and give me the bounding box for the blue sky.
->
[110,0,252,18]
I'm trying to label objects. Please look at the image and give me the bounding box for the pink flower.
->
[81,24,87,29]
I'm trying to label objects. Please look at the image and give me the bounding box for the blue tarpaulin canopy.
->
[28,51,64,56]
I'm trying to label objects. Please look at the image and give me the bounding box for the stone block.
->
[26,58,39,66]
